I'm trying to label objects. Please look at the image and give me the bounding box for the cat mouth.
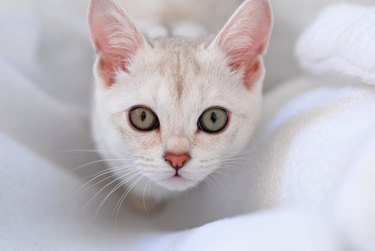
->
[157,174,198,191]
[168,173,188,181]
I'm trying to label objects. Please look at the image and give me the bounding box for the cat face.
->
[89,0,272,192]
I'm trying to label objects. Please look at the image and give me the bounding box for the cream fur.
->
[89,0,272,207]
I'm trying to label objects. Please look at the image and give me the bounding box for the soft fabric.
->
[1,1,375,250]
[296,4,375,85]
[265,0,373,90]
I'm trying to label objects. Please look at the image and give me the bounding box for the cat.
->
[88,0,272,211]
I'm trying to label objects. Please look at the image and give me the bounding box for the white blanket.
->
[1,1,375,250]
[296,4,375,86]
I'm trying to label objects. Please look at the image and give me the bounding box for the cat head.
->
[89,0,272,192]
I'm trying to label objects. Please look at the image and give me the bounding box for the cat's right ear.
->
[209,0,272,90]
[88,0,149,87]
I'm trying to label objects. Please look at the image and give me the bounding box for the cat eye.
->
[129,106,159,131]
[198,107,229,134]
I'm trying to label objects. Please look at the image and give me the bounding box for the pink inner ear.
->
[97,56,124,86]
[89,0,145,86]
[214,0,272,89]
[244,60,262,89]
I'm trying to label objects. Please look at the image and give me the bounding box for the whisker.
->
[95,171,140,217]
[208,173,236,197]
[142,180,151,216]
[216,176,240,188]
[204,175,216,191]
[63,148,118,155]
[199,164,217,168]
[221,161,247,166]
[73,158,131,171]
[74,165,137,196]
[64,148,135,160]
[221,157,248,161]
[235,149,260,157]
[135,163,160,167]
[81,171,139,212]
[113,175,144,222]
[84,165,131,179]
[78,173,121,196]
[220,164,249,170]
[222,158,248,162]
[213,171,236,187]
[220,149,259,161]
[221,160,248,165]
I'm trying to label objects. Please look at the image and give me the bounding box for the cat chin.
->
[153,176,199,192]
[128,176,200,214]
[127,174,200,198]
[128,190,167,214]
[126,176,197,212]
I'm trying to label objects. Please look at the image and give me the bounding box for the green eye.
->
[198,107,229,134]
[129,106,159,131]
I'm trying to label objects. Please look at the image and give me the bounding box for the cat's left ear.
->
[88,0,150,87]
[209,0,272,90]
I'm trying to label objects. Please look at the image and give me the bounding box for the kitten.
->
[88,0,272,211]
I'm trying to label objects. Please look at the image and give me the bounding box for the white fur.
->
[93,40,264,201]
[89,0,272,204]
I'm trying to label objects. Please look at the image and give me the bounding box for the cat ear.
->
[210,0,272,89]
[88,0,149,86]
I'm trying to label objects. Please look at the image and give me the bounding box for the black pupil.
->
[211,112,217,123]
[141,111,147,122]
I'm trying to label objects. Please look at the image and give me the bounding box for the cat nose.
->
[164,153,191,170]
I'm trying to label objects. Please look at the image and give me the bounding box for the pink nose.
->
[164,153,191,170]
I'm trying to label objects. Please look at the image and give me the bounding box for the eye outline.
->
[128,105,160,132]
[197,106,230,134]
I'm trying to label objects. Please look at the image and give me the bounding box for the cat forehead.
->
[145,37,212,73]
[133,36,230,83]
[125,36,231,94]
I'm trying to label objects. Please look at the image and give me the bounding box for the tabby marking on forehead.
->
[152,38,205,100]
